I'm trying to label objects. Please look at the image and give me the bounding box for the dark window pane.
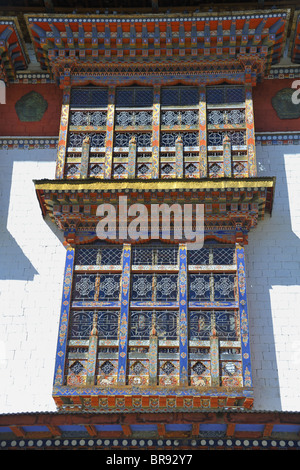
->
[70,88,108,107]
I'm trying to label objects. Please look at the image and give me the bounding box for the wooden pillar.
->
[55,86,70,179]
[236,242,253,388]
[127,135,137,178]
[117,244,131,384]
[210,313,220,387]
[151,85,160,178]
[245,84,257,177]
[223,133,232,177]
[178,244,189,386]
[86,312,98,386]
[104,86,116,179]
[175,135,184,178]
[149,316,158,386]
[80,135,90,178]
[53,245,75,387]
[198,85,207,178]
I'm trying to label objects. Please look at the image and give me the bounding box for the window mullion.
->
[178,244,188,386]
[86,311,98,386]
[117,244,132,384]
[149,313,158,386]
[103,85,116,179]
[245,84,256,177]
[210,312,220,387]
[53,245,75,389]
[151,85,160,179]
[55,86,71,179]
[199,85,207,178]
[236,242,253,389]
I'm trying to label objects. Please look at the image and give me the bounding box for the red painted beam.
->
[0,410,299,429]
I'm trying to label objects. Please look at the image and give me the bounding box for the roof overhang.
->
[0,409,299,450]
[34,177,276,245]
[0,17,28,83]
[25,10,291,86]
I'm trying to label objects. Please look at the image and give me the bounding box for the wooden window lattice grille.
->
[206,86,245,105]
[69,310,120,340]
[69,110,107,127]
[190,310,238,340]
[63,243,244,390]
[115,87,153,107]
[70,88,109,108]
[75,246,123,266]
[161,87,199,106]
[66,85,249,180]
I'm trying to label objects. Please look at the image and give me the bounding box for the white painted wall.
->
[246,144,300,411]
[0,143,299,412]
[0,148,64,412]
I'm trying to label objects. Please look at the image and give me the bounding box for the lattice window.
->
[161,110,198,126]
[190,310,238,340]
[68,132,106,148]
[214,274,236,301]
[114,132,152,148]
[69,310,120,340]
[206,85,248,179]
[189,274,211,301]
[73,274,97,300]
[212,247,235,265]
[233,161,248,177]
[137,162,151,177]
[75,246,123,266]
[189,273,236,301]
[161,132,198,147]
[69,310,95,339]
[115,111,152,127]
[188,246,235,265]
[206,86,245,105]
[89,163,103,177]
[69,110,107,127]
[161,87,199,106]
[131,273,178,301]
[97,310,120,339]
[116,87,153,107]
[156,274,178,301]
[185,162,198,176]
[72,271,121,302]
[130,310,153,339]
[131,274,153,301]
[70,87,109,107]
[64,84,252,183]
[59,243,245,394]
[65,162,80,178]
[207,109,245,126]
[131,245,178,265]
[207,130,246,147]
[208,162,223,177]
[156,310,178,339]
[98,274,121,300]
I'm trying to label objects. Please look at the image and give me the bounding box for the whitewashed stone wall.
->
[247,144,300,411]
[0,148,64,412]
[0,144,299,413]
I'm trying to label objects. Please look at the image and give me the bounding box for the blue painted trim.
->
[117,245,132,384]
[53,385,253,398]
[178,244,188,385]
[189,301,238,308]
[71,301,120,308]
[130,301,178,308]
[53,246,75,387]
[236,244,253,388]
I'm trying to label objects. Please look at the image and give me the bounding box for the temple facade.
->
[0,1,300,451]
